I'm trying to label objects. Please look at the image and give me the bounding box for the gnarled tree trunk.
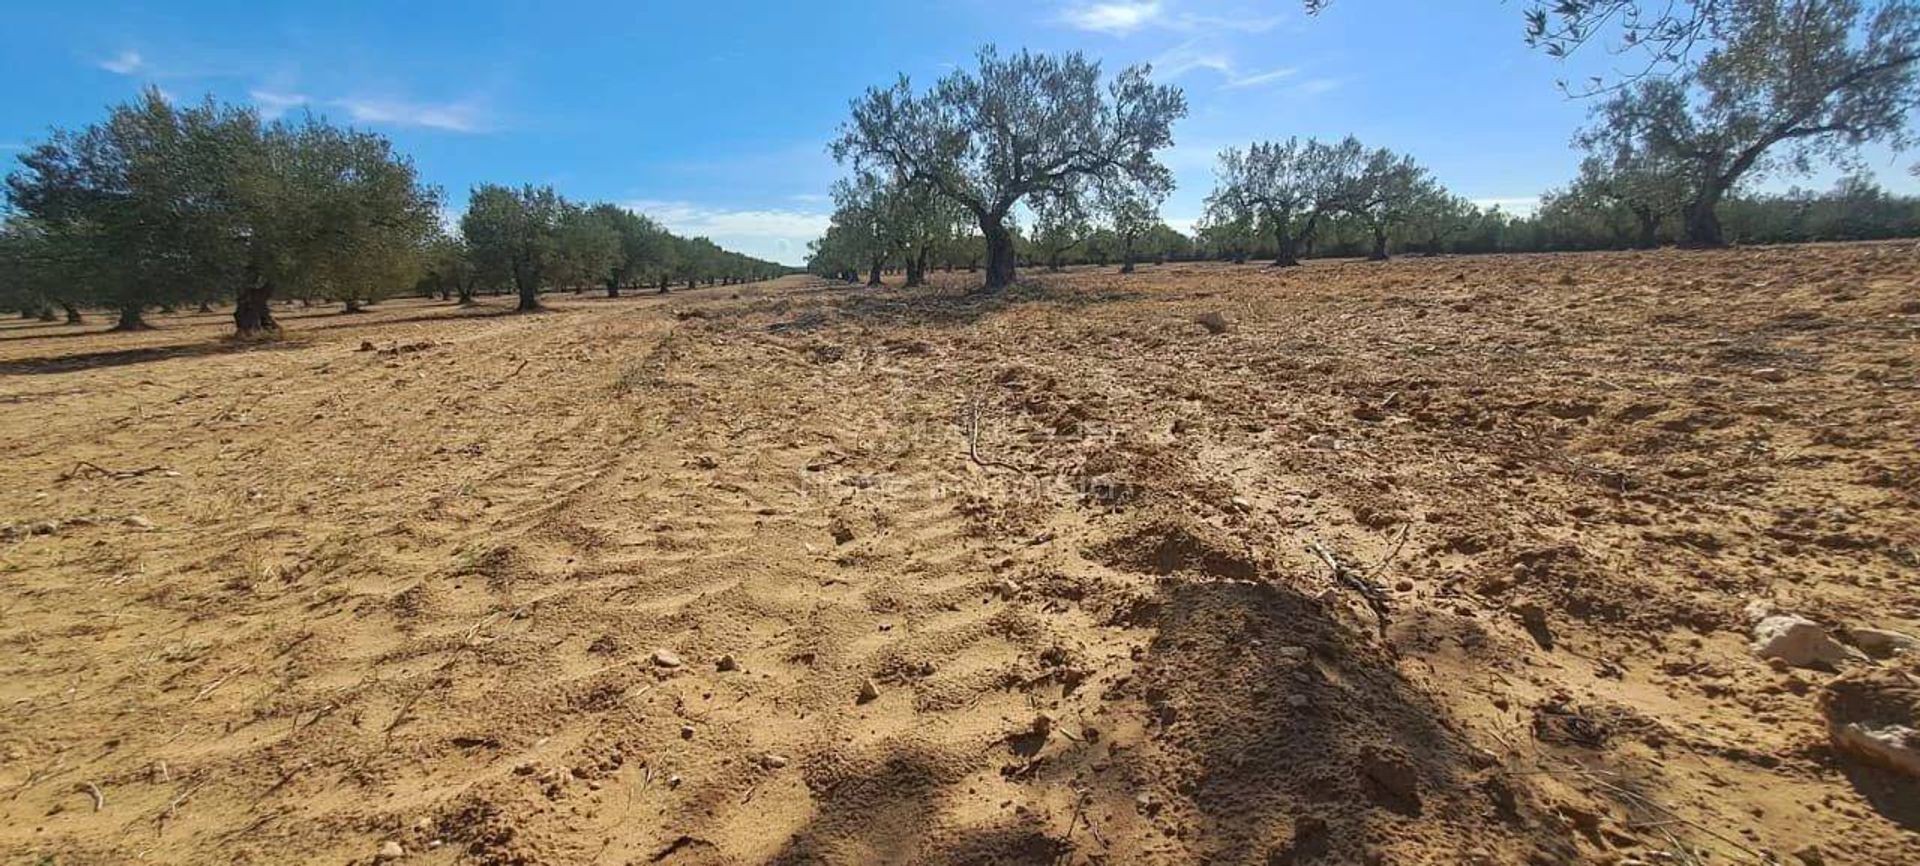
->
[234,282,279,338]
[515,269,541,312]
[981,213,1015,291]
[1632,206,1660,249]
[1273,230,1301,267]
[1682,191,1726,248]
[112,303,151,331]
[1368,224,1390,261]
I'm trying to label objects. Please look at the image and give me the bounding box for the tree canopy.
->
[832,45,1186,290]
[2,90,783,335]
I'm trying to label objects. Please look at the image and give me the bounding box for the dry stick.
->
[1362,522,1412,582]
[1523,759,1763,862]
[191,665,253,704]
[61,461,170,482]
[1306,537,1392,631]
[82,781,105,812]
[964,399,1028,474]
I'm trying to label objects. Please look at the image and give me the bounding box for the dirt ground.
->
[2,244,1917,865]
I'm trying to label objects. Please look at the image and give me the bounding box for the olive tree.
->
[1565,152,1688,248]
[423,232,478,304]
[1582,2,1919,247]
[1204,138,1354,267]
[1339,148,1431,260]
[7,91,236,330]
[231,116,437,334]
[7,90,437,336]
[832,46,1186,291]
[583,204,671,297]
[1030,190,1091,270]
[891,180,969,287]
[462,184,567,311]
[0,221,88,323]
[830,173,898,286]
[1096,175,1167,274]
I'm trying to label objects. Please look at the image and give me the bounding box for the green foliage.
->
[5,89,439,333]
[4,90,779,332]
[1581,1,1919,246]
[832,45,1186,289]
[461,183,565,310]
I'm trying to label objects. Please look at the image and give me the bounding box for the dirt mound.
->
[1088,513,1262,579]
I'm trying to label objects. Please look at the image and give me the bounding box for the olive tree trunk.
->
[233,283,279,338]
[981,214,1015,291]
[1681,190,1726,248]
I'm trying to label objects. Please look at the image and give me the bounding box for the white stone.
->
[1751,615,1852,668]
[1831,723,1920,777]
[1843,627,1920,658]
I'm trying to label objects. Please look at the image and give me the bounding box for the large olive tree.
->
[7,90,437,336]
[1204,137,1357,267]
[1583,1,1919,246]
[462,184,567,312]
[832,46,1186,291]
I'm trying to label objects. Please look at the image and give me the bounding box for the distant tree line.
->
[0,89,786,335]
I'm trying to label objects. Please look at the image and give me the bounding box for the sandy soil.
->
[2,245,1917,865]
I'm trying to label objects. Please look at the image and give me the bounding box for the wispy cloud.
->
[1059,1,1165,35]
[244,89,490,132]
[1057,1,1284,36]
[1152,39,1296,89]
[248,89,310,119]
[334,96,489,133]
[624,199,830,265]
[99,50,144,75]
[1223,66,1298,89]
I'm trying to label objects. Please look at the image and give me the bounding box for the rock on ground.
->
[1821,665,1920,777]
[1752,615,1853,669]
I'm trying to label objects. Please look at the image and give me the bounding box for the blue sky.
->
[3,0,1915,264]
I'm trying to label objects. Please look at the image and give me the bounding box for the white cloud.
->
[99,50,144,75]
[1153,39,1296,89]
[1059,1,1165,35]
[1223,66,1298,88]
[1153,41,1234,78]
[333,96,489,133]
[242,87,491,132]
[1057,1,1284,36]
[624,199,831,266]
[249,89,310,119]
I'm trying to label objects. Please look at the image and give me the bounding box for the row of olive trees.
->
[1,90,785,335]
[449,186,781,313]
[2,89,439,336]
